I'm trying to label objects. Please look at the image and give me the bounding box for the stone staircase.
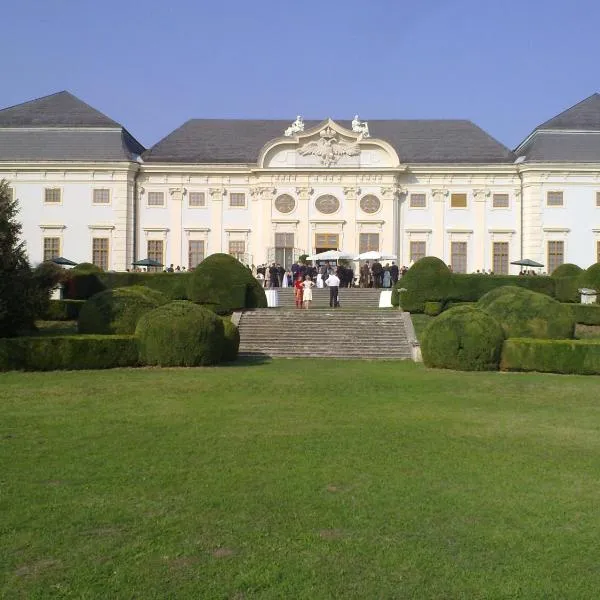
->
[273,287,382,308]
[237,309,413,359]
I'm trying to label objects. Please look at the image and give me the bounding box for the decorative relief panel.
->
[315,194,340,214]
[360,194,381,214]
[274,194,295,214]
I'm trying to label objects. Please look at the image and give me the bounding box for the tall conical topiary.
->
[0,180,36,336]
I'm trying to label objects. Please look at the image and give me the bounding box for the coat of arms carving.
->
[297,127,360,167]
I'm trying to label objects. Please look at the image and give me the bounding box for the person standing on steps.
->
[293,275,304,309]
[302,275,315,309]
[325,270,341,308]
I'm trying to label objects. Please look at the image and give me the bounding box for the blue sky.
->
[0,0,598,149]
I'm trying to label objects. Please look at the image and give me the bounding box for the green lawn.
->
[2,361,600,599]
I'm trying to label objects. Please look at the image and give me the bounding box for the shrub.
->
[501,338,600,375]
[136,301,224,366]
[0,335,138,371]
[478,286,574,339]
[579,262,600,287]
[98,272,191,300]
[554,275,580,303]
[552,263,583,277]
[394,257,452,312]
[421,305,505,371]
[221,318,240,362]
[424,301,443,316]
[448,274,555,303]
[78,286,168,334]
[65,272,106,300]
[71,262,103,274]
[567,303,600,326]
[187,253,267,313]
[43,299,86,321]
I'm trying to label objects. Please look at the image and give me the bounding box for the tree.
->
[0,179,36,336]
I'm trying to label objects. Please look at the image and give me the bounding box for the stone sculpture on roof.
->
[352,115,370,139]
[284,115,304,136]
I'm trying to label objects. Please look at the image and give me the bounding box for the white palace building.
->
[3,91,600,274]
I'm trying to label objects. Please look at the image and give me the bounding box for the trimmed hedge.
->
[136,301,224,366]
[421,305,505,371]
[424,301,443,316]
[501,338,600,375]
[554,276,580,303]
[567,303,600,325]
[393,257,452,312]
[78,286,169,334]
[478,286,574,339]
[578,262,600,292]
[188,253,267,313]
[71,262,103,274]
[221,318,240,362]
[552,263,583,277]
[393,257,555,312]
[42,299,85,321]
[0,335,138,371]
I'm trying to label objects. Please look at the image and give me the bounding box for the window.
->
[229,240,245,261]
[275,232,294,268]
[450,193,467,208]
[410,241,426,263]
[547,241,564,273]
[451,241,467,273]
[315,233,339,250]
[409,193,426,208]
[229,193,246,208]
[93,189,110,204]
[492,193,509,208]
[92,238,109,270]
[547,191,563,207]
[189,192,205,207]
[43,237,60,261]
[188,240,205,269]
[45,188,61,203]
[147,192,165,206]
[492,242,509,274]
[147,240,164,271]
[596,192,600,207]
[359,233,379,253]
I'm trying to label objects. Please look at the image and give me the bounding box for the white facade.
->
[4,96,600,274]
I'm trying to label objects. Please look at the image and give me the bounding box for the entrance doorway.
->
[314,233,339,254]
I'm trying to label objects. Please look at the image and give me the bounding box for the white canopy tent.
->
[354,251,397,261]
[307,250,356,260]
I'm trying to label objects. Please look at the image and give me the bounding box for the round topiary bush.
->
[552,263,583,277]
[421,305,505,371]
[578,262,600,293]
[220,318,240,362]
[136,300,224,366]
[478,285,574,339]
[71,262,103,274]
[187,253,267,313]
[78,286,169,334]
[394,256,452,312]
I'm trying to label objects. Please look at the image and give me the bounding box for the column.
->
[381,185,405,258]
[472,188,489,271]
[259,186,276,265]
[343,186,359,254]
[296,186,313,254]
[209,188,224,254]
[521,175,543,263]
[169,187,185,267]
[431,189,448,259]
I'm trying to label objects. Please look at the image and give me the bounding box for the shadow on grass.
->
[224,352,272,367]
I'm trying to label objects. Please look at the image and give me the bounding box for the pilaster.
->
[169,187,185,267]
[472,188,489,270]
[209,188,224,253]
[296,186,313,254]
[343,186,359,254]
[431,189,448,259]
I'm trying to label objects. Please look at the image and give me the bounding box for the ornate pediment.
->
[258,119,401,169]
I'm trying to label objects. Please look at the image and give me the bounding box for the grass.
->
[2,361,600,599]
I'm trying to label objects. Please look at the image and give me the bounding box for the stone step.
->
[237,307,413,360]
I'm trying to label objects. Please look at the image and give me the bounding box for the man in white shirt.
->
[325,271,341,308]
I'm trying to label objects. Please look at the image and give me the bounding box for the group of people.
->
[359,261,406,288]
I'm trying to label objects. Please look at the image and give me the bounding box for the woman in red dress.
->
[293,275,304,309]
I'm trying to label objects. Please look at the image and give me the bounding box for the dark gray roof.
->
[143,119,514,164]
[0,91,121,128]
[0,129,144,161]
[0,91,145,161]
[516,132,600,162]
[536,94,600,131]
